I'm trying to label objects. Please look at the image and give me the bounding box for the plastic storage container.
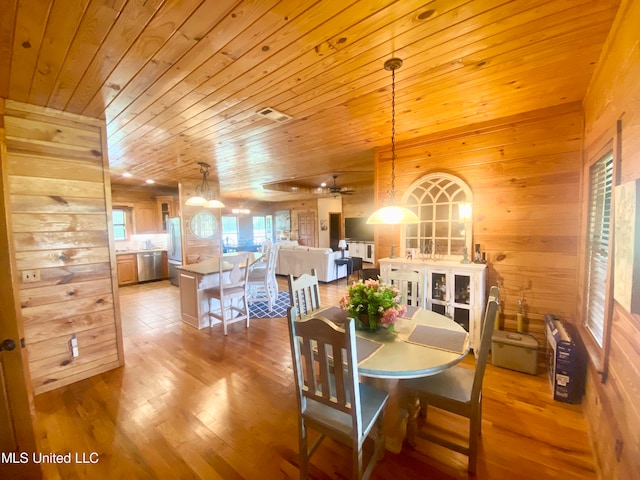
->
[491,330,539,375]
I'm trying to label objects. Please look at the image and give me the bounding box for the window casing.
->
[401,173,473,259]
[584,151,614,347]
[252,216,267,244]
[112,209,128,241]
[579,120,620,380]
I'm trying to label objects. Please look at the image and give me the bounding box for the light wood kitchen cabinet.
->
[134,204,157,233]
[156,195,175,232]
[117,254,138,285]
[161,251,169,279]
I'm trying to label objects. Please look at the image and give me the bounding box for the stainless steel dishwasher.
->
[136,251,163,282]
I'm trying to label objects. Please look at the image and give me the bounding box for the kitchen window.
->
[113,209,128,241]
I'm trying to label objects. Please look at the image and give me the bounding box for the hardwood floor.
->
[32,277,596,479]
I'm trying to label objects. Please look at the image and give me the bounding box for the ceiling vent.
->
[256,107,292,123]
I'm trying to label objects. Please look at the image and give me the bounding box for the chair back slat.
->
[220,253,250,292]
[387,266,424,307]
[266,244,279,273]
[288,307,358,418]
[288,269,322,318]
[471,288,500,400]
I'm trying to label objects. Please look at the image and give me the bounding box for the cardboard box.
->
[545,314,585,404]
[491,330,539,375]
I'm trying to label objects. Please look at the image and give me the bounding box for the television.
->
[344,217,374,241]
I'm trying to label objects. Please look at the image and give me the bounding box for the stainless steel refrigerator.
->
[167,217,182,286]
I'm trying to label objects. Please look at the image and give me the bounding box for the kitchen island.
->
[177,252,262,329]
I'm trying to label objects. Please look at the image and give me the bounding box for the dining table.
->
[310,304,471,453]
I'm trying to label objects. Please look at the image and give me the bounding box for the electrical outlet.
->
[22,270,41,283]
[70,334,79,358]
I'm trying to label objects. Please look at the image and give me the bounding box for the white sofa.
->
[275,241,350,282]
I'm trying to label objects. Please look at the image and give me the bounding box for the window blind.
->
[584,151,614,347]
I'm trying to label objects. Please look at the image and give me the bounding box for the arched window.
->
[401,173,473,259]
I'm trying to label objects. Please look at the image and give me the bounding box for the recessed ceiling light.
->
[123,172,132,177]
[320,182,327,187]
[145,179,154,184]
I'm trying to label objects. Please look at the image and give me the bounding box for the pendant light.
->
[185,162,225,208]
[367,58,419,256]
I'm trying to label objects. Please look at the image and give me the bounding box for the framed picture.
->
[614,179,640,314]
[275,209,291,232]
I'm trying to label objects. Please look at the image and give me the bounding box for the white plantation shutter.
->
[584,151,614,347]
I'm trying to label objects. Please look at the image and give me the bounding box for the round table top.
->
[355,308,469,379]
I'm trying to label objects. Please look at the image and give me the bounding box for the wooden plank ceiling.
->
[0,0,620,202]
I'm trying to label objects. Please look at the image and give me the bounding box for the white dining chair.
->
[288,269,322,319]
[287,306,389,480]
[250,240,272,270]
[204,253,250,335]
[403,286,500,473]
[386,265,425,307]
[248,243,279,310]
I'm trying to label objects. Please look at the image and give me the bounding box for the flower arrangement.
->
[339,278,407,332]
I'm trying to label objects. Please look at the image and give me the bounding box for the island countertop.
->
[177,252,263,275]
[115,249,166,255]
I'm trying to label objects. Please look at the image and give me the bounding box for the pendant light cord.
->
[390,64,396,201]
[383,57,402,203]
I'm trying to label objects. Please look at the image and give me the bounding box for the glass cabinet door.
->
[429,271,448,316]
[428,271,472,332]
[452,273,471,332]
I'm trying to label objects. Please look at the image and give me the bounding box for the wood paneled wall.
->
[342,184,375,219]
[581,0,640,477]
[373,102,584,344]
[269,198,318,242]
[2,100,123,395]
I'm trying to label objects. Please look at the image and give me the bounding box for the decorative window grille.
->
[401,173,472,258]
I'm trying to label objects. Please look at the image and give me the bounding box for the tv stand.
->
[346,240,375,263]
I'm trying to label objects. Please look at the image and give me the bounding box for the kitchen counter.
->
[177,252,262,275]
[116,250,168,285]
[115,248,166,255]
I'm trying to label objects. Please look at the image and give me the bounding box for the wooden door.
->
[0,143,40,478]
[297,212,316,247]
[329,212,341,250]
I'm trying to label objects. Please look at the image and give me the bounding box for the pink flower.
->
[340,279,407,331]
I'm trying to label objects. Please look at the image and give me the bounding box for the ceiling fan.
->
[324,175,355,195]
